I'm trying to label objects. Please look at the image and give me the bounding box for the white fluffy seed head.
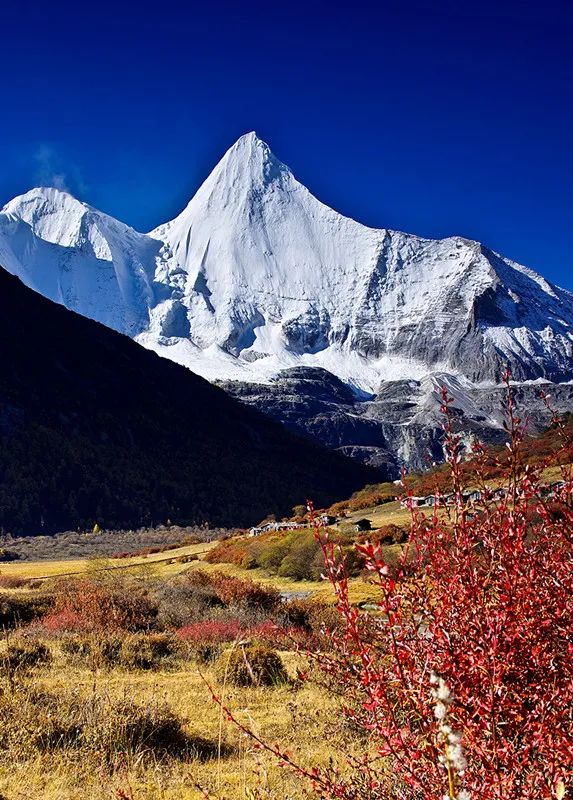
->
[437,681,451,702]
[446,743,467,773]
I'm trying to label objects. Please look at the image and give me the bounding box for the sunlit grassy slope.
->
[0,541,214,579]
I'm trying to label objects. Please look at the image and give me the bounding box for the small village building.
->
[463,490,482,503]
[400,496,427,508]
[250,521,305,536]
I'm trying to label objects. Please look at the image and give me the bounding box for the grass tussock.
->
[0,686,221,763]
[219,643,289,687]
[0,638,52,678]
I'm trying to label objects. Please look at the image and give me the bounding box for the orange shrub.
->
[43,578,158,633]
[205,540,248,566]
[0,575,29,589]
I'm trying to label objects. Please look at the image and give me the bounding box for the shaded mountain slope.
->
[0,270,376,535]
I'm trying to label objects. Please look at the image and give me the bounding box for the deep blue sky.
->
[1,0,572,287]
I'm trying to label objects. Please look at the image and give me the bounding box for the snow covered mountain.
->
[0,187,161,336]
[146,132,573,388]
[1,132,572,471]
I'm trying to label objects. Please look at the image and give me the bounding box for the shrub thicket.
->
[220,643,288,687]
[207,531,364,581]
[42,578,158,633]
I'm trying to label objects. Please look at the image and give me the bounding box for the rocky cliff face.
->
[1,132,572,473]
[221,368,573,472]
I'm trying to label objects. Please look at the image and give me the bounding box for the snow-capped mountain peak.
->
[1,133,572,393]
[202,130,291,191]
[153,132,290,238]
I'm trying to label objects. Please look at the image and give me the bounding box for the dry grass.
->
[0,644,356,800]
[0,541,216,579]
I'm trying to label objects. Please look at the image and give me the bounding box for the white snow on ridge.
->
[0,187,162,336]
[1,133,572,390]
[135,330,446,394]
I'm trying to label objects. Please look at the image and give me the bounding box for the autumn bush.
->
[277,531,325,580]
[153,574,224,629]
[177,619,243,645]
[42,577,158,633]
[366,523,409,545]
[200,571,281,613]
[205,540,251,567]
[219,643,288,687]
[247,619,286,645]
[0,575,28,589]
[177,619,242,663]
[216,381,573,800]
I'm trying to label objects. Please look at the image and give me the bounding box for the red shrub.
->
[41,608,87,633]
[44,578,157,633]
[0,575,29,589]
[215,380,573,800]
[247,619,277,642]
[177,619,242,644]
[186,571,280,612]
[205,541,249,566]
[365,523,409,545]
[176,617,303,649]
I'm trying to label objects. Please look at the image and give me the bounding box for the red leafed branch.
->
[213,375,573,800]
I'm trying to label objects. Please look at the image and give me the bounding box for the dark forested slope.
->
[0,270,376,534]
